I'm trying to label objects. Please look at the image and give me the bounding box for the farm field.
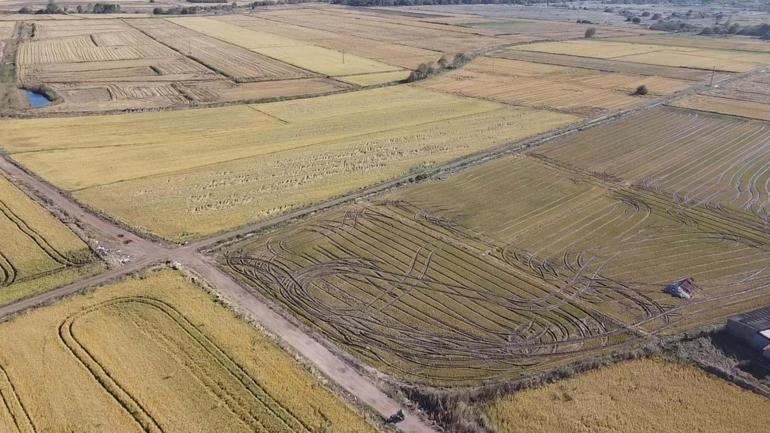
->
[538,106,770,220]
[0,174,102,307]
[221,153,770,385]
[671,94,770,122]
[607,34,770,53]
[0,269,380,433]
[462,19,650,40]
[0,86,577,241]
[483,358,770,433]
[0,21,13,40]
[419,56,690,115]
[515,40,770,72]
[12,17,352,112]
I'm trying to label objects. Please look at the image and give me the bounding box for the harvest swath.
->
[484,358,770,433]
[538,106,770,220]
[420,56,690,116]
[0,174,102,306]
[0,86,576,240]
[515,39,770,72]
[222,155,770,385]
[0,270,379,433]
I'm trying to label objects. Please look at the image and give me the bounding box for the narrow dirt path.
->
[0,64,765,433]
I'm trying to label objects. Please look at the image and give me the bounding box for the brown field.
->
[462,19,651,40]
[0,21,14,40]
[0,269,380,433]
[0,86,576,241]
[13,17,352,112]
[707,72,770,104]
[420,56,690,116]
[484,358,770,433]
[671,94,770,122]
[490,49,718,81]
[538,106,770,219]
[221,152,770,385]
[608,34,770,53]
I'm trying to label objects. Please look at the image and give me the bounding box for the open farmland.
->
[13,18,351,112]
[607,34,770,53]
[671,95,770,122]
[0,21,13,40]
[461,19,651,40]
[483,358,770,433]
[538,106,770,220]
[0,269,380,433]
[0,174,102,306]
[221,154,770,385]
[419,56,690,116]
[515,40,770,72]
[0,86,577,241]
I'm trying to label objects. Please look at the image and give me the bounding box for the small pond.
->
[25,90,50,108]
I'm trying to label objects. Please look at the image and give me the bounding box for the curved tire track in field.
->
[0,365,36,433]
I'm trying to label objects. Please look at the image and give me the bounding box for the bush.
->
[407,52,473,82]
[584,27,596,38]
[634,85,648,96]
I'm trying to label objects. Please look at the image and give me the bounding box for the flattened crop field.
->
[0,86,577,241]
[0,269,379,433]
[0,174,102,306]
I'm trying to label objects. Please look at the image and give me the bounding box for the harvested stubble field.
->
[0,174,103,307]
[671,94,770,122]
[607,34,770,53]
[0,86,576,241]
[221,154,770,385]
[14,17,350,112]
[462,19,649,40]
[0,21,13,40]
[491,49,717,82]
[0,269,379,433]
[483,358,770,433]
[249,7,530,54]
[516,39,770,72]
[419,56,690,116]
[538,106,770,220]
[169,17,406,82]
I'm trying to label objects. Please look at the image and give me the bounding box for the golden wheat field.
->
[483,358,770,433]
[671,94,770,122]
[0,175,103,306]
[516,40,770,72]
[0,86,577,241]
[0,269,380,433]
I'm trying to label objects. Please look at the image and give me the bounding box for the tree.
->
[700,26,714,35]
[584,27,597,38]
[634,85,648,96]
[632,17,641,24]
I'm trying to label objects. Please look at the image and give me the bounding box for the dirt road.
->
[0,65,763,433]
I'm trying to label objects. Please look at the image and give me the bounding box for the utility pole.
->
[709,65,715,87]
[342,50,345,64]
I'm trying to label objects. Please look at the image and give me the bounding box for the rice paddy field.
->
[419,56,690,116]
[538,106,770,219]
[514,39,770,72]
[482,358,770,433]
[0,269,380,433]
[221,149,770,385]
[0,86,577,241]
[0,174,103,307]
[671,94,770,122]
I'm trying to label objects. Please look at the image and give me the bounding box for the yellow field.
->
[483,358,770,433]
[421,57,691,115]
[671,94,770,121]
[0,269,380,433]
[0,86,577,240]
[0,175,102,306]
[337,70,410,86]
[0,21,13,39]
[169,17,403,79]
[607,34,770,53]
[517,40,770,72]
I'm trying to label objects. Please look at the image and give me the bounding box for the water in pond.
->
[25,90,50,108]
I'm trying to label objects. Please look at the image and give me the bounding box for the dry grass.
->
[0,21,13,40]
[0,269,380,433]
[169,17,403,79]
[337,70,410,86]
[0,86,577,241]
[420,57,691,115]
[608,34,770,53]
[671,94,770,121]
[483,358,770,433]
[516,40,770,72]
[0,174,103,306]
